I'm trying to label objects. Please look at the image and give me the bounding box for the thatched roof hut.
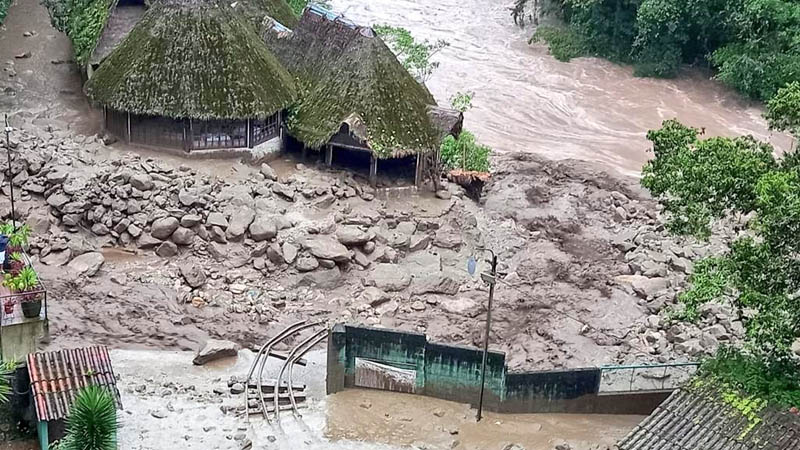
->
[85,0,297,152]
[86,0,296,120]
[264,6,448,160]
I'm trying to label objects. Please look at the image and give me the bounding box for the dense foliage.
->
[373,25,449,83]
[0,0,10,25]
[42,0,114,65]
[521,0,800,102]
[701,347,800,408]
[440,131,491,172]
[60,386,118,450]
[0,360,15,405]
[642,118,800,405]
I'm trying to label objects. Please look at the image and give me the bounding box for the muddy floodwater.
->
[331,0,792,176]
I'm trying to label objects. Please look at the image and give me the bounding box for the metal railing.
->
[598,362,699,394]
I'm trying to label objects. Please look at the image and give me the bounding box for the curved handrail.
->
[273,328,327,421]
[287,331,327,416]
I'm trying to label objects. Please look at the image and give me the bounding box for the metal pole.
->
[477,252,497,421]
[4,114,16,230]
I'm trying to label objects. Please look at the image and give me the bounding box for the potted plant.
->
[3,266,41,319]
[7,252,26,276]
[0,222,29,270]
[2,299,13,315]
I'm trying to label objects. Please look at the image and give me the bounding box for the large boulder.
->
[336,226,373,246]
[433,228,462,249]
[440,297,482,317]
[302,236,350,262]
[180,263,207,288]
[171,227,196,246]
[272,183,296,201]
[615,275,670,299]
[156,241,178,257]
[411,272,460,295]
[260,163,278,181]
[193,339,238,365]
[369,264,412,292]
[67,252,105,277]
[206,212,228,229]
[227,208,256,241]
[151,217,180,240]
[129,173,154,191]
[249,216,277,242]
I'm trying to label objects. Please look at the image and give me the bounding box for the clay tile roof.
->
[27,346,123,422]
[616,383,800,450]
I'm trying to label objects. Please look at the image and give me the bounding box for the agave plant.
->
[0,360,17,405]
[61,386,119,450]
[8,223,30,251]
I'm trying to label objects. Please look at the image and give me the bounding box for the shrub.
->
[440,131,491,173]
[0,0,11,26]
[60,386,118,450]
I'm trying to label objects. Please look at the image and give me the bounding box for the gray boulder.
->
[41,249,71,266]
[193,339,238,365]
[296,255,319,272]
[180,214,202,228]
[272,183,296,201]
[266,243,283,264]
[336,226,372,246]
[151,217,180,240]
[180,263,207,288]
[156,241,178,257]
[171,227,196,246]
[433,228,462,249]
[370,264,412,292]
[227,208,255,241]
[249,216,277,242]
[302,235,350,262]
[67,252,105,277]
[282,242,298,264]
[260,163,278,181]
[129,173,154,191]
[411,272,460,295]
[206,212,228,229]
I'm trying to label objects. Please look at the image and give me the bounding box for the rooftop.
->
[27,346,123,422]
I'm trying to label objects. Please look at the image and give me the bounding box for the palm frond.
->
[62,386,119,450]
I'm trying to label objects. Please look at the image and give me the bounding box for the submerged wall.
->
[327,324,672,415]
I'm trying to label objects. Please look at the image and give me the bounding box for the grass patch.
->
[531,26,587,62]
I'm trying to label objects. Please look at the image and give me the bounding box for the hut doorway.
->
[329,146,418,187]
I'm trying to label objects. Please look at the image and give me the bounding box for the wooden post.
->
[302,145,307,161]
[415,153,422,187]
[102,107,107,133]
[369,154,378,187]
[126,112,131,143]
[182,121,188,152]
[189,118,194,151]
[325,145,333,166]
[246,119,251,148]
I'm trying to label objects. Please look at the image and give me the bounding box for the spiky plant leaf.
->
[62,386,118,450]
[0,360,16,404]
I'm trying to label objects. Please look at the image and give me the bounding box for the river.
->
[330,0,792,176]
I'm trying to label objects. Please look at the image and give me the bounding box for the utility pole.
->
[4,114,15,231]
[476,250,497,422]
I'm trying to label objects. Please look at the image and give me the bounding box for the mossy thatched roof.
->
[232,0,298,33]
[86,0,297,120]
[265,8,442,158]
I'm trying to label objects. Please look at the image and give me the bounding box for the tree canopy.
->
[522,0,800,102]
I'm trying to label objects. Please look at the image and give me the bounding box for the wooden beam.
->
[415,153,422,187]
[325,145,333,166]
[369,154,378,187]
[246,118,251,148]
[126,112,131,144]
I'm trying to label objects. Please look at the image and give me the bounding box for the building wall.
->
[327,324,671,415]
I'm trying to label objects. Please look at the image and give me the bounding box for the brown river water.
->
[331,0,793,176]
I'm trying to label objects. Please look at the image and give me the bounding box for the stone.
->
[230,383,245,395]
[282,242,298,264]
[294,266,342,289]
[260,163,277,181]
[703,324,731,341]
[353,250,370,268]
[210,226,227,244]
[130,173,154,191]
[302,235,350,262]
[314,194,336,209]
[180,263,207,288]
[319,259,336,269]
[266,243,283,264]
[46,193,69,208]
[67,252,105,277]
[675,339,704,356]
[613,206,628,221]
[336,226,372,246]
[180,214,202,228]
[615,275,669,299]
[91,223,109,236]
[409,234,432,252]
[435,190,452,200]
[151,410,167,419]
[41,249,71,266]
[151,217,180,240]
[171,227,196,246]
[699,332,720,352]
[156,241,179,257]
[193,339,238,365]
[671,257,693,274]
[363,241,376,254]
[370,264,412,292]
[792,338,800,357]
[178,189,199,207]
[272,183,296,201]
[206,212,228,229]
[137,234,162,249]
[433,228,462,249]
[411,300,426,311]
[411,272,460,295]
[296,255,319,272]
[440,297,482,317]
[249,216,277,242]
[227,208,255,241]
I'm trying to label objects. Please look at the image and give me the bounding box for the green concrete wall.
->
[1,321,45,363]
[424,342,505,408]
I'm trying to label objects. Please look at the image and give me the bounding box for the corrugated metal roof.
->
[27,346,123,422]
[307,4,356,29]
[617,385,800,450]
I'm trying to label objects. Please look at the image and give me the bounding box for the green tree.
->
[61,386,118,450]
[765,82,800,141]
[373,25,449,83]
[642,119,800,390]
